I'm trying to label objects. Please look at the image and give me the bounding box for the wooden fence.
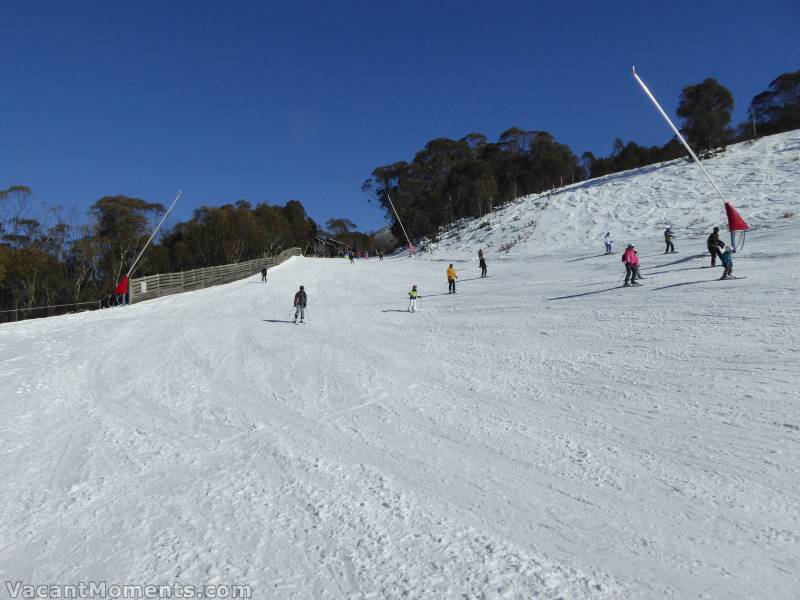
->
[129,248,302,303]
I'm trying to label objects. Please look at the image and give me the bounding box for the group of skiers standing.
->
[288,225,737,322]
[405,248,488,312]
[345,248,384,262]
[613,225,736,286]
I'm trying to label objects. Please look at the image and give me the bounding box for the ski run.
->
[1,131,799,599]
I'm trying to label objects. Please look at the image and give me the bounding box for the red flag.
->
[724,202,750,231]
[113,276,129,295]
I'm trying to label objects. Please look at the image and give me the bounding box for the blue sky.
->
[2,1,798,232]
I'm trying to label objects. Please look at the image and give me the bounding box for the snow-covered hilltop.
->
[429,130,800,258]
[1,132,799,599]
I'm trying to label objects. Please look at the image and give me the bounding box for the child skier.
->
[720,245,734,279]
[622,244,641,287]
[447,264,458,294]
[664,227,676,254]
[479,254,487,278]
[604,233,613,254]
[261,267,267,282]
[408,285,418,312]
[293,285,307,323]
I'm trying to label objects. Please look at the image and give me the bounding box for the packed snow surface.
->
[2,132,799,599]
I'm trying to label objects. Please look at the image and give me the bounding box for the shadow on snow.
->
[565,253,612,263]
[651,280,710,291]
[548,286,622,300]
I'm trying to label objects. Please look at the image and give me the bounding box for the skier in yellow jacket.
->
[408,285,418,312]
[447,264,457,294]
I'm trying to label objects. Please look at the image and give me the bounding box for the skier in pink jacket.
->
[622,244,641,287]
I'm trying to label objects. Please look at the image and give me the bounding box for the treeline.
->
[364,70,800,241]
[362,129,584,240]
[0,189,386,321]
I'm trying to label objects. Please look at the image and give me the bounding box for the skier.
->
[447,264,458,294]
[293,285,307,324]
[408,285,418,312]
[720,245,735,279]
[664,227,676,254]
[707,227,725,266]
[622,244,641,287]
[378,250,384,261]
[479,254,487,278]
[348,250,355,264]
[261,267,267,282]
[604,233,613,255]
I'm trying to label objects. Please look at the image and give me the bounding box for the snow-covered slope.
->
[431,130,800,258]
[1,132,799,599]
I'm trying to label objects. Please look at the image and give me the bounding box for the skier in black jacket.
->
[293,286,307,323]
[707,227,725,266]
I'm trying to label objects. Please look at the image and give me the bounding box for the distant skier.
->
[261,267,267,282]
[408,285,418,312]
[348,250,354,264]
[622,244,641,287]
[664,227,676,254]
[447,264,458,294]
[720,245,735,279]
[707,227,725,266]
[293,285,307,324]
[479,254,487,278]
[604,233,613,255]
[378,250,384,261]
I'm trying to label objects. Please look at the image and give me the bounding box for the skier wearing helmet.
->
[622,244,641,287]
[408,285,418,312]
[720,246,735,279]
[293,285,307,323]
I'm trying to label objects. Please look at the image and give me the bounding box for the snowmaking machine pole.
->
[127,190,182,279]
[631,67,743,250]
[386,192,416,256]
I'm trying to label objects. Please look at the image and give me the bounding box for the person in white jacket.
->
[604,232,613,254]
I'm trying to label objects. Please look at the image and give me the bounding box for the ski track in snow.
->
[1,132,799,599]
